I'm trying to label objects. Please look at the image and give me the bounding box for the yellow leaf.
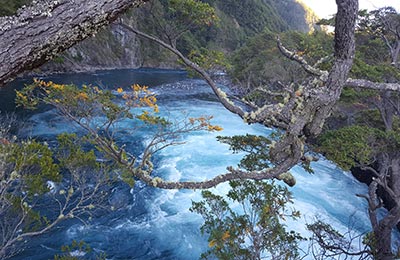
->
[208,239,217,248]
[208,125,223,131]
[117,87,123,93]
[222,231,230,241]
[76,92,88,100]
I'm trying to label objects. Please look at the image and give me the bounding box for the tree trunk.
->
[367,157,400,259]
[0,0,148,87]
[302,0,358,138]
[375,91,395,131]
[374,205,400,260]
[391,39,400,67]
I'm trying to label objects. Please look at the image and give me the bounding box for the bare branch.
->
[277,37,328,79]
[346,78,400,91]
[313,55,333,68]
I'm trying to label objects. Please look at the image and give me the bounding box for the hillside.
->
[34,0,319,72]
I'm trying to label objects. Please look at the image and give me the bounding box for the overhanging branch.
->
[134,157,298,189]
[0,0,149,87]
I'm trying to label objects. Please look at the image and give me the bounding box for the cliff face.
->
[39,10,143,73]
[271,0,320,32]
[38,0,318,73]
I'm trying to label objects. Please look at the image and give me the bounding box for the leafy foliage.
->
[318,125,400,170]
[191,180,302,260]
[0,117,110,258]
[217,134,272,171]
[215,0,287,35]
[7,140,61,195]
[141,0,217,48]
[167,0,218,28]
[339,87,376,104]
[317,126,377,170]
[56,133,99,170]
[350,55,400,82]
[186,47,230,74]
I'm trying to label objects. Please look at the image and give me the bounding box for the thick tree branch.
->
[0,0,149,87]
[346,78,400,91]
[133,156,298,189]
[278,47,400,92]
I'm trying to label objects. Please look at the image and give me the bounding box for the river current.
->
[1,69,372,259]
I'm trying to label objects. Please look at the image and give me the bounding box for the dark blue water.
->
[2,69,372,259]
[0,68,188,112]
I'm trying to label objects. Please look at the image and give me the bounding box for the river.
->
[2,69,371,259]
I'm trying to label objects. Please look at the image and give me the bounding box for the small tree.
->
[317,126,400,259]
[7,78,223,258]
[358,7,400,67]
[306,218,371,259]
[0,127,110,259]
[191,180,303,260]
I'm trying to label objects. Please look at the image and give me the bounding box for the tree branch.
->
[133,157,298,190]
[346,78,400,91]
[277,37,328,79]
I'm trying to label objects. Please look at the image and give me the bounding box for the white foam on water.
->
[63,98,372,259]
[126,99,373,259]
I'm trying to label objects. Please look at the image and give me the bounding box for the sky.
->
[301,0,400,18]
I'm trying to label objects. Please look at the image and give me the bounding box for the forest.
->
[0,0,400,259]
